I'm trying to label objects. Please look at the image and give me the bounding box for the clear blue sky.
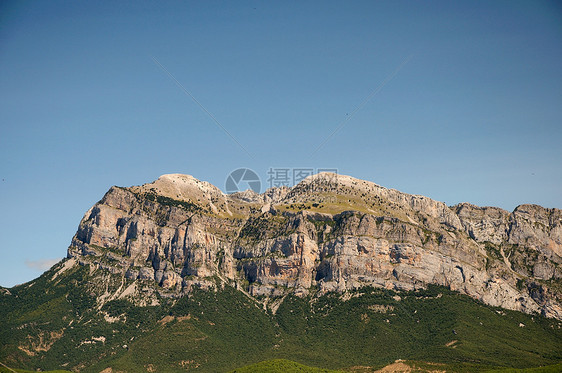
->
[1,1,561,287]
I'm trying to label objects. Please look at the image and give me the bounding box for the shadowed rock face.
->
[67,173,562,318]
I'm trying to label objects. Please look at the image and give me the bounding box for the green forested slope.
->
[1,265,561,372]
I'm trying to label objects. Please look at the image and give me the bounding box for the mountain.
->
[68,173,562,317]
[1,173,561,372]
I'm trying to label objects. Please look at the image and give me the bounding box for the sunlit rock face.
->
[67,173,562,319]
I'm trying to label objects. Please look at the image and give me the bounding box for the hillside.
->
[1,173,561,372]
[1,266,561,372]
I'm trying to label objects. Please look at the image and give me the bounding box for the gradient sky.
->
[1,1,561,287]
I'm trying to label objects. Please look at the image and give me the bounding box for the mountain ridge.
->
[64,172,561,318]
[2,172,562,372]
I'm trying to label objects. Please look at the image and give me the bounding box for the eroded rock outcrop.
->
[67,173,562,318]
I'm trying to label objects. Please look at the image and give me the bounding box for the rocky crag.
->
[66,173,562,318]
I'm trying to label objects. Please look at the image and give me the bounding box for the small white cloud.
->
[25,258,61,271]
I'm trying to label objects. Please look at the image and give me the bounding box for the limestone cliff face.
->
[67,173,562,318]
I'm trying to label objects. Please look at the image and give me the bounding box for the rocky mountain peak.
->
[132,173,223,201]
[65,173,562,319]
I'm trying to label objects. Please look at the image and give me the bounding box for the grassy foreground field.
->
[229,358,343,372]
[227,360,562,373]
[0,366,72,373]
[3,360,562,373]
[486,362,562,372]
